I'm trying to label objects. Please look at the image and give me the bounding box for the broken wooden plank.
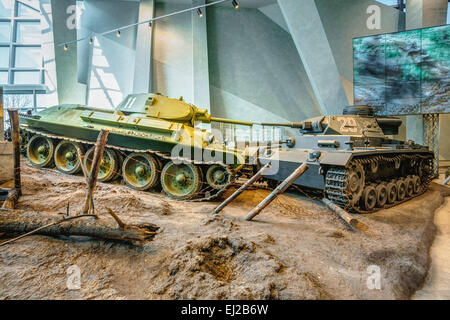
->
[212,162,271,215]
[322,198,368,232]
[1,188,18,210]
[7,109,21,195]
[81,129,109,214]
[243,163,309,221]
[0,210,159,245]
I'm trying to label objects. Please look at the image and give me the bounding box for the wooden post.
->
[212,162,271,215]
[1,189,18,210]
[81,129,109,214]
[322,198,368,232]
[443,175,450,186]
[0,86,3,142]
[7,109,21,196]
[243,163,309,221]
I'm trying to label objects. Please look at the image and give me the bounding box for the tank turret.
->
[115,93,254,127]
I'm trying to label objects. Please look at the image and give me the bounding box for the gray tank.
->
[258,106,434,213]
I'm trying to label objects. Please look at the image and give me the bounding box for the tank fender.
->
[318,151,352,167]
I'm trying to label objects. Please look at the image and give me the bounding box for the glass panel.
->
[0,71,7,84]
[13,70,40,84]
[0,46,9,68]
[16,21,41,44]
[36,93,51,108]
[3,94,33,109]
[17,2,40,18]
[0,21,11,42]
[15,46,41,68]
[0,0,13,18]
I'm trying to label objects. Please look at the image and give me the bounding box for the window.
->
[0,0,44,120]
[0,0,12,18]
[13,70,40,84]
[0,21,11,42]
[17,2,39,18]
[448,2,450,24]
[16,21,40,43]
[0,46,9,67]
[0,71,7,83]
[0,0,43,86]
[15,46,41,68]
[375,0,406,12]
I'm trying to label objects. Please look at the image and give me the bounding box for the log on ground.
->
[0,210,159,244]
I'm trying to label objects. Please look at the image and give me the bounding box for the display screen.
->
[353,24,450,115]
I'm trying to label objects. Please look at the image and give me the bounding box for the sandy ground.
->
[0,162,449,300]
[413,171,450,299]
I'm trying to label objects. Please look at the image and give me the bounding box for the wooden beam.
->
[243,163,309,221]
[7,109,21,196]
[81,129,109,214]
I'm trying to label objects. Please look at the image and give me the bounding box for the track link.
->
[325,153,434,213]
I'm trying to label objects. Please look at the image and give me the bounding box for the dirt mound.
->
[149,235,331,299]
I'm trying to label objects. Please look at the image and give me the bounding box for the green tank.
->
[19,93,249,200]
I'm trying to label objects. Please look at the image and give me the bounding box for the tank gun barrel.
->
[260,122,303,128]
[209,117,254,126]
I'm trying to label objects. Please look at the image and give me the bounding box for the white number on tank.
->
[336,117,358,133]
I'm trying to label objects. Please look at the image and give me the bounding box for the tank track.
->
[325,153,434,213]
[22,128,235,202]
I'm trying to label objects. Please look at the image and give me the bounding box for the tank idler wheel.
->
[54,141,83,174]
[412,176,421,194]
[26,135,55,168]
[405,176,414,198]
[396,179,406,201]
[386,181,397,204]
[161,161,202,200]
[84,147,118,182]
[360,185,377,211]
[122,153,160,191]
[205,164,232,190]
[375,183,388,208]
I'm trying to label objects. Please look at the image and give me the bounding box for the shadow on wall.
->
[80,0,139,109]
[207,7,321,123]
[151,2,194,103]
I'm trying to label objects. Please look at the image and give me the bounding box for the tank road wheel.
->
[122,153,160,191]
[396,179,406,201]
[375,183,388,208]
[26,135,54,168]
[405,176,414,198]
[346,162,365,206]
[412,176,421,194]
[360,185,377,211]
[84,147,118,182]
[54,141,83,174]
[386,181,397,204]
[205,164,232,190]
[161,161,202,200]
